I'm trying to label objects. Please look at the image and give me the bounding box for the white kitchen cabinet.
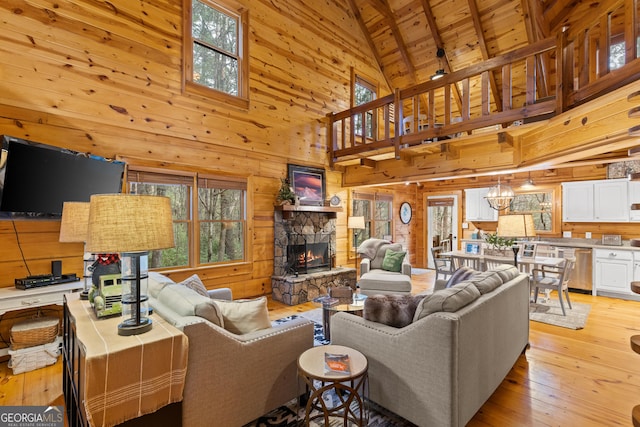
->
[464,188,498,221]
[594,179,629,221]
[562,181,594,221]
[629,181,640,221]
[562,179,629,222]
[594,249,634,296]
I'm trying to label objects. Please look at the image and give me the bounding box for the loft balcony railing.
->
[328,0,640,166]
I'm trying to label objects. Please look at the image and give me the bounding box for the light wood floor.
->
[2,270,640,426]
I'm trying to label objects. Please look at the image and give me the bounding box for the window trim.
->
[125,163,251,271]
[351,190,394,255]
[182,0,250,110]
[507,185,560,235]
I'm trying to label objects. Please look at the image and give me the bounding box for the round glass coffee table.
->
[297,344,369,426]
[314,294,367,341]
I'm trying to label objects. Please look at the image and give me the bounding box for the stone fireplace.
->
[272,205,356,305]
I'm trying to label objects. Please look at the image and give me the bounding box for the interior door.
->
[427,195,459,269]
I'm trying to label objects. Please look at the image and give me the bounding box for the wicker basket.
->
[10,316,60,350]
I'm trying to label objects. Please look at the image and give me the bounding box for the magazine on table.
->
[324,352,351,374]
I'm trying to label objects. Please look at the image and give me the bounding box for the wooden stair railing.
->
[328,0,640,166]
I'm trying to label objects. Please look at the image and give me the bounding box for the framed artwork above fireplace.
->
[288,164,326,206]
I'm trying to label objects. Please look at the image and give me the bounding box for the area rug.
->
[529,300,591,330]
[261,311,417,426]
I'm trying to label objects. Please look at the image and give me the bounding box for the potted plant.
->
[276,178,296,205]
[483,233,515,256]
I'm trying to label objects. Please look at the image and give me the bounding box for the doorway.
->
[426,194,459,269]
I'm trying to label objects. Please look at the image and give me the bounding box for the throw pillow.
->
[413,282,481,321]
[381,249,406,272]
[445,266,477,288]
[214,296,271,335]
[363,294,424,328]
[177,274,209,297]
[147,271,174,298]
[157,284,224,327]
[371,243,403,270]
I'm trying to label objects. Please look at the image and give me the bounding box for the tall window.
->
[353,74,377,139]
[352,192,393,247]
[127,168,247,269]
[183,0,249,109]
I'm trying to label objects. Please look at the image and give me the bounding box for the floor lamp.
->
[497,214,536,267]
[59,202,92,299]
[86,194,175,336]
[347,216,365,273]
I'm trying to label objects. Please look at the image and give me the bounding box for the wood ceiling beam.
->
[521,0,552,98]
[418,0,464,115]
[467,0,503,112]
[346,0,394,92]
[366,0,417,84]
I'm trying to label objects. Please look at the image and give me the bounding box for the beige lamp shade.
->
[59,202,90,243]
[86,194,175,253]
[347,216,365,230]
[497,214,536,238]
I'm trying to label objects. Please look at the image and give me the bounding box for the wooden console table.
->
[63,294,188,427]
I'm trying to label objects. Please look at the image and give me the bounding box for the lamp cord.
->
[11,219,32,277]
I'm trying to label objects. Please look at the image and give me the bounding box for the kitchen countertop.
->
[463,237,640,251]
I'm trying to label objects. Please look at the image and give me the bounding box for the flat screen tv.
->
[0,135,125,216]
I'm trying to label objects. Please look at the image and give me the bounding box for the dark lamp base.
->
[118,317,153,336]
[79,289,89,300]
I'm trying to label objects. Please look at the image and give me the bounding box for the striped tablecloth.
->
[67,297,188,427]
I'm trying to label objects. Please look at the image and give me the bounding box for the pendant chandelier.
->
[485,177,515,211]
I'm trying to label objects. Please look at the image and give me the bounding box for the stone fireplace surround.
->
[271,205,356,305]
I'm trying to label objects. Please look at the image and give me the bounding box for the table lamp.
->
[86,194,175,336]
[347,216,365,272]
[59,202,93,299]
[497,214,536,267]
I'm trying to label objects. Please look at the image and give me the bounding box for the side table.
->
[314,294,367,341]
[297,344,368,426]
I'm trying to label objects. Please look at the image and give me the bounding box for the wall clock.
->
[329,195,341,206]
[400,202,412,224]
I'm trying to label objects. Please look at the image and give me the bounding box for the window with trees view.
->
[183,0,249,108]
[353,74,377,139]
[352,192,393,248]
[127,168,247,269]
[509,191,555,233]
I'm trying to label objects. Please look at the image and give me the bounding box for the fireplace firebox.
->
[288,241,330,274]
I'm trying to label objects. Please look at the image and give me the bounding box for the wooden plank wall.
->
[0,0,412,297]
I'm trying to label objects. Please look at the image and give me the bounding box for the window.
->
[509,190,557,233]
[127,167,247,269]
[183,0,249,109]
[352,192,393,248]
[352,72,378,139]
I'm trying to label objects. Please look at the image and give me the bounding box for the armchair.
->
[356,238,412,296]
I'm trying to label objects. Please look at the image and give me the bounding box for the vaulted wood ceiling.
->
[339,0,640,185]
[348,0,600,99]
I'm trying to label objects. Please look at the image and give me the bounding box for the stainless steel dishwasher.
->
[570,248,593,292]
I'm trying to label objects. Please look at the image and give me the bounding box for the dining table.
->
[441,250,565,273]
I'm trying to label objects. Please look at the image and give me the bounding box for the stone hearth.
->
[271,267,357,305]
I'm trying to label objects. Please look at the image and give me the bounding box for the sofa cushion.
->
[466,271,504,294]
[177,274,209,297]
[157,284,224,327]
[363,294,424,328]
[371,243,403,270]
[413,282,481,321]
[445,266,478,288]
[148,271,175,298]
[490,264,520,283]
[214,296,271,335]
[381,249,406,272]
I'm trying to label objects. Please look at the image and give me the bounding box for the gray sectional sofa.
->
[146,272,314,427]
[331,265,530,427]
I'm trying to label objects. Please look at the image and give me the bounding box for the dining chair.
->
[530,257,575,316]
[482,255,513,272]
[431,246,455,281]
[452,254,482,271]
